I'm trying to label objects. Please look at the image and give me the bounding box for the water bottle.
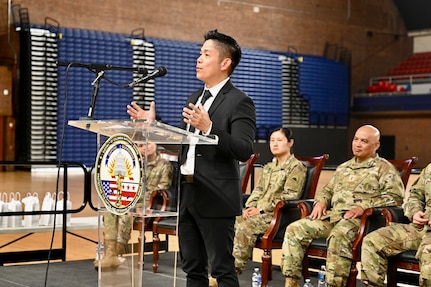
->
[251,267,262,287]
[303,278,314,287]
[317,265,327,287]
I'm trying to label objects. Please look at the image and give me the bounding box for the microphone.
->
[128,66,167,87]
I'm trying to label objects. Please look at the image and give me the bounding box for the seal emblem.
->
[94,134,143,215]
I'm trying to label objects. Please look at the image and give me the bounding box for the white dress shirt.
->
[180,78,229,176]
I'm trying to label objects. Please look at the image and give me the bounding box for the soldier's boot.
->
[116,241,129,264]
[285,277,300,287]
[209,276,218,287]
[93,240,122,271]
[116,241,128,257]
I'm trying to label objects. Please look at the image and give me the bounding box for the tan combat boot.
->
[285,277,300,287]
[93,240,122,271]
[116,241,128,257]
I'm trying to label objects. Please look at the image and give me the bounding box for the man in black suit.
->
[127,29,256,287]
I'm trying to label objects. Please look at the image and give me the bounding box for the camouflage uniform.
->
[103,155,173,244]
[233,155,306,271]
[361,163,431,287]
[280,154,404,287]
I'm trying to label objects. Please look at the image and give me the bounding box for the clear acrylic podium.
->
[69,119,218,287]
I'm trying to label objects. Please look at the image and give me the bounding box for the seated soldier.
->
[361,163,431,287]
[209,127,306,287]
[280,125,405,287]
[94,142,173,270]
[233,127,306,273]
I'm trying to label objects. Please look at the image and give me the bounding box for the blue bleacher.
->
[57,27,135,166]
[298,55,349,125]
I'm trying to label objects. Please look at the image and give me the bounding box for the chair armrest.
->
[260,199,312,243]
[260,200,286,242]
[133,189,169,227]
[297,199,314,218]
[141,189,171,229]
[381,206,410,225]
[351,207,387,260]
[149,189,170,211]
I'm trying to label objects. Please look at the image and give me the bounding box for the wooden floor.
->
[0,166,418,266]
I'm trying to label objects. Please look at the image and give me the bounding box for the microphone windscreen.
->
[158,66,168,76]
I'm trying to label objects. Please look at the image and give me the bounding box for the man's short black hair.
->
[204,29,242,75]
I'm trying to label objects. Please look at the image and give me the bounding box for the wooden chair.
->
[300,156,418,287]
[133,160,179,269]
[379,156,420,287]
[151,207,178,272]
[389,157,418,188]
[381,207,420,287]
[151,153,260,272]
[249,154,329,287]
[133,188,170,268]
[240,153,260,193]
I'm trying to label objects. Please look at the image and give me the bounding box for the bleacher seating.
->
[387,51,431,76]
[355,51,431,111]
[366,80,402,93]
[363,51,431,95]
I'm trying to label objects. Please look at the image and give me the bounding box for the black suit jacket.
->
[179,80,256,218]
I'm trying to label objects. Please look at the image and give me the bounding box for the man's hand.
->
[182,103,212,133]
[343,206,364,220]
[309,201,327,220]
[127,101,156,120]
[412,211,429,228]
[242,207,260,219]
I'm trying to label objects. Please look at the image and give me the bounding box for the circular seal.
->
[94,134,143,215]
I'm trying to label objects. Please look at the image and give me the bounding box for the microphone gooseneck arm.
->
[57,62,167,120]
[57,61,147,74]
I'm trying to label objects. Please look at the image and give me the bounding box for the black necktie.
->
[189,90,212,133]
[201,90,212,106]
